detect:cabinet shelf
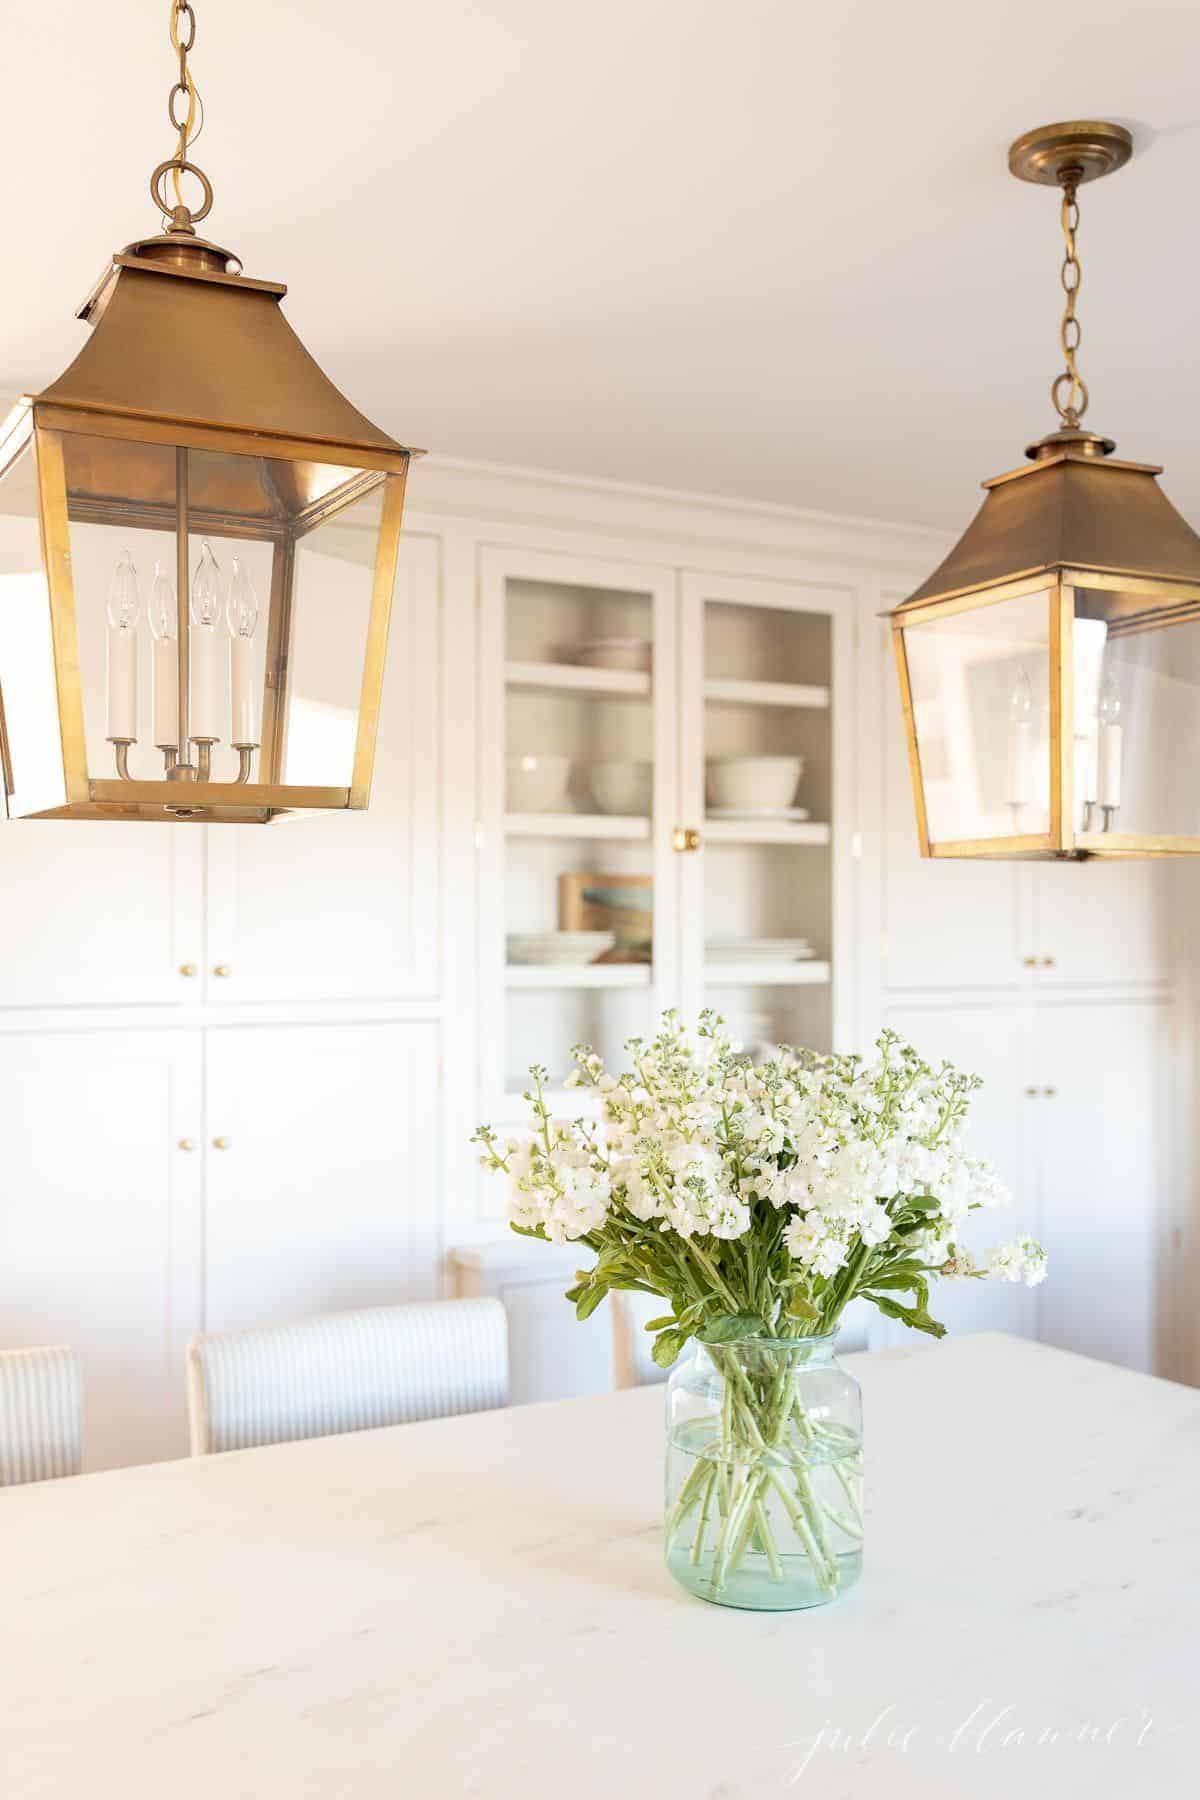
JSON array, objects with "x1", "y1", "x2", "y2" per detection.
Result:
[
  {"x1": 506, "y1": 963, "x2": 653, "y2": 990},
  {"x1": 704, "y1": 677, "x2": 830, "y2": 710},
  {"x1": 704, "y1": 959, "x2": 831, "y2": 988},
  {"x1": 505, "y1": 812, "x2": 651, "y2": 841},
  {"x1": 505, "y1": 659, "x2": 651, "y2": 699},
  {"x1": 703, "y1": 818, "x2": 831, "y2": 847}
]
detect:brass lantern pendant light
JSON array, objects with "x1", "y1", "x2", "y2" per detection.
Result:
[
  {"x1": 890, "y1": 120, "x2": 1200, "y2": 861},
  {"x1": 0, "y1": 1, "x2": 420, "y2": 823}
]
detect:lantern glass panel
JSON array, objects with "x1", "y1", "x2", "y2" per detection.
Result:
[
  {"x1": 55, "y1": 431, "x2": 391, "y2": 800},
  {"x1": 1073, "y1": 585, "x2": 1200, "y2": 839},
  {"x1": 903, "y1": 587, "x2": 1053, "y2": 845},
  {"x1": 281, "y1": 481, "x2": 383, "y2": 790},
  {"x1": 0, "y1": 438, "x2": 63, "y2": 817}
]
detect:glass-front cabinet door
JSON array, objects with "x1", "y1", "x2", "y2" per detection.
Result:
[
  {"x1": 479, "y1": 548, "x2": 677, "y2": 1115},
  {"x1": 677, "y1": 572, "x2": 848, "y2": 1058}
]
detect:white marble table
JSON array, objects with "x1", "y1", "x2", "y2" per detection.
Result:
[{"x1": 1, "y1": 1333, "x2": 1197, "y2": 1798}]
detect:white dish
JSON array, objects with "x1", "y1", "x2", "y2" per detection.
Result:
[
  {"x1": 706, "y1": 806, "x2": 811, "y2": 822},
  {"x1": 705, "y1": 939, "x2": 816, "y2": 963},
  {"x1": 588, "y1": 761, "x2": 653, "y2": 815},
  {"x1": 569, "y1": 638, "x2": 652, "y2": 674},
  {"x1": 706, "y1": 755, "x2": 804, "y2": 812},
  {"x1": 506, "y1": 931, "x2": 616, "y2": 966},
  {"x1": 507, "y1": 754, "x2": 571, "y2": 813}
]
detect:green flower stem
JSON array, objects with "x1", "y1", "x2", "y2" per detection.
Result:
[
  {"x1": 690, "y1": 1466, "x2": 719, "y2": 1565},
  {"x1": 764, "y1": 1471, "x2": 837, "y2": 1598},
  {"x1": 753, "y1": 1498, "x2": 784, "y2": 1581}
]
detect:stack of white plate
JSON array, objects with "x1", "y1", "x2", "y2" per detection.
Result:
[
  {"x1": 507, "y1": 931, "x2": 616, "y2": 966},
  {"x1": 705, "y1": 938, "x2": 815, "y2": 963},
  {"x1": 567, "y1": 638, "x2": 652, "y2": 674}
]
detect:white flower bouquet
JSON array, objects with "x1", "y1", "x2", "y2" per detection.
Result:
[{"x1": 474, "y1": 1012, "x2": 1046, "y2": 1608}]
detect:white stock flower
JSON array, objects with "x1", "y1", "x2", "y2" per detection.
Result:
[{"x1": 985, "y1": 1236, "x2": 1048, "y2": 1287}]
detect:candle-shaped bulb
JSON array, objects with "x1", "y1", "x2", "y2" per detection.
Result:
[
  {"x1": 148, "y1": 562, "x2": 176, "y2": 639},
  {"x1": 1096, "y1": 670, "x2": 1123, "y2": 813},
  {"x1": 1009, "y1": 667, "x2": 1033, "y2": 723},
  {"x1": 191, "y1": 540, "x2": 223, "y2": 628},
  {"x1": 189, "y1": 540, "x2": 224, "y2": 743},
  {"x1": 1098, "y1": 672, "x2": 1121, "y2": 729},
  {"x1": 105, "y1": 550, "x2": 140, "y2": 744},
  {"x1": 227, "y1": 557, "x2": 258, "y2": 639},
  {"x1": 227, "y1": 556, "x2": 260, "y2": 750},
  {"x1": 107, "y1": 550, "x2": 140, "y2": 631}
]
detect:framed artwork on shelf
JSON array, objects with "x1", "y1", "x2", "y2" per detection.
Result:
[{"x1": 558, "y1": 872, "x2": 653, "y2": 963}]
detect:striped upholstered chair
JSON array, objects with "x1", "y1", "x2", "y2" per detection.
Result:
[
  {"x1": 0, "y1": 1344, "x2": 84, "y2": 1485},
  {"x1": 611, "y1": 1290, "x2": 673, "y2": 1389},
  {"x1": 187, "y1": 1298, "x2": 509, "y2": 1456}
]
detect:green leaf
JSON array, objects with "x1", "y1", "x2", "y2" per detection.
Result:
[
  {"x1": 866, "y1": 1292, "x2": 946, "y2": 1339},
  {"x1": 563, "y1": 1281, "x2": 588, "y2": 1304},
  {"x1": 642, "y1": 1315, "x2": 676, "y2": 1332},
  {"x1": 905, "y1": 1194, "x2": 941, "y2": 1213},
  {"x1": 786, "y1": 1290, "x2": 821, "y2": 1320},
  {"x1": 575, "y1": 1282, "x2": 610, "y2": 1322},
  {"x1": 699, "y1": 1312, "x2": 762, "y2": 1344},
  {"x1": 866, "y1": 1266, "x2": 930, "y2": 1308},
  {"x1": 651, "y1": 1327, "x2": 689, "y2": 1368}
]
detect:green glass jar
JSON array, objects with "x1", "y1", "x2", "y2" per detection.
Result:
[{"x1": 664, "y1": 1332, "x2": 863, "y2": 1611}]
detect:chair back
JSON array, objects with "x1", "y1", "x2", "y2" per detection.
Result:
[
  {"x1": 187, "y1": 1298, "x2": 508, "y2": 1456},
  {"x1": 612, "y1": 1291, "x2": 672, "y2": 1388},
  {"x1": 0, "y1": 1344, "x2": 83, "y2": 1485}
]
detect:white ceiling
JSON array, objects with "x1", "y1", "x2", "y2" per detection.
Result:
[{"x1": 3, "y1": 0, "x2": 1200, "y2": 530}]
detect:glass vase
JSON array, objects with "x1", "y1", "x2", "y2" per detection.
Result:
[{"x1": 664, "y1": 1332, "x2": 863, "y2": 1611}]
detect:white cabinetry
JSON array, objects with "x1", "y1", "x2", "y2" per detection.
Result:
[
  {"x1": 876, "y1": 613, "x2": 1176, "y2": 1373},
  {"x1": 479, "y1": 550, "x2": 852, "y2": 1118},
  {"x1": 203, "y1": 1021, "x2": 441, "y2": 1333},
  {"x1": 0, "y1": 828, "x2": 203, "y2": 1009},
  {"x1": 0, "y1": 534, "x2": 445, "y2": 1470},
  {"x1": 1032, "y1": 999, "x2": 1167, "y2": 1373},
  {"x1": 203, "y1": 537, "x2": 442, "y2": 1007},
  {"x1": 0, "y1": 1029, "x2": 203, "y2": 1471}
]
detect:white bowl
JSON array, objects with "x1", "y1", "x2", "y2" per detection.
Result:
[
  {"x1": 706, "y1": 754, "x2": 804, "y2": 813},
  {"x1": 588, "y1": 761, "x2": 653, "y2": 816},
  {"x1": 507, "y1": 754, "x2": 571, "y2": 813},
  {"x1": 506, "y1": 931, "x2": 616, "y2": 966},
  {"x1": 570, "y1": 638, "x2": 653, "y2": 674}
]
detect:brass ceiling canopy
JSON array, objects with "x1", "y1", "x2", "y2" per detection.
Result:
[
  {"x1": 889, "y1": 121, "x2": 1200, "y2": 862},
  {"x1": 0, "y1": 1, "x2": 422, "y2": 824}
]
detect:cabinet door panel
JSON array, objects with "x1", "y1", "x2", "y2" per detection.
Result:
[
  {"x1": 882, "y1": 634, "x2": 1024, "y2": 992},
  {"x1": 0, "y1": 1030, "x2": 203, "y2": 1470},
  {"x1": 884, "y1": 1002, "x2": 1037, "y2": 1340},
  {"x1": 1032, "y1": 862, "x2": 1168, "y2": 988},
  {"x1": 203, "y1": 1021, "x2": 440, "y2": 1333},
  {"x1": 205, "y1": 536, "x2": 440, "y2": 1005},
  {"x1": 1034, "y1": 1001, "x2": 1165, "y2": 1372},
  {"x1": 0, "y1": 827, "x2": 201, "y2": 1009}
]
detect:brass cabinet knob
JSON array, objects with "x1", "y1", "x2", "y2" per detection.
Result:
[
  {"x1": 1022, "y1": 955, "x2": 1038, "y2": 968},
  {"x1": 177, "y1": 1138, "x2": 195, "y2": 1152},
  {"x1": 212, "y1": 1136, "x2": 231, "y2": 1150},
  {"x1": 212, "y1": 963, "x2": 232, "y2": 978},
  {"x1": 1024, "y1": 1086, "x2": 1039, "y2": 1097},
  {"x1": 1039, "y1": 956, "x2": 1056, "y2": 968},
  {"x1": 179, "y1": 962, "x2": 197, "y2": 978},
  {"x1": 1042, "y1": 1086, "x2": 1058, "y2": 1098},
  {"x1": 671, "y1": 827, "x2": 702, "y2": 853}
]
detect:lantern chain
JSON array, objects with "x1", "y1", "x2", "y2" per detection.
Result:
[
  {"x1": 150, "y1": 1, "x2": 214, "y2": 234},
  {"x1": 1052, "y1": 168, "x2": 1087, "y2": 427}
]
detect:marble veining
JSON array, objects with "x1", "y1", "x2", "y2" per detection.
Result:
[{"x1": 0, "y1": 1333, "x2": 1196, "y2": 1798}]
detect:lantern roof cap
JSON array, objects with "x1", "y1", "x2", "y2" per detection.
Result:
[
  {"x1": 34, "y1": 234, "x2": 422, "y2": 468},
  {"x1": 894, "y1": 436, "x2": 1200, "y2": 612}
]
